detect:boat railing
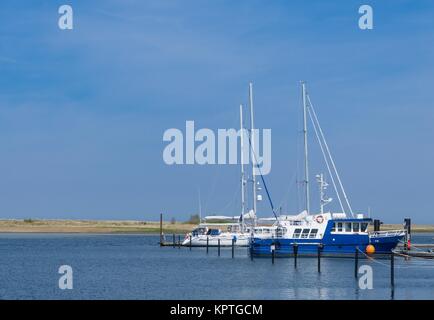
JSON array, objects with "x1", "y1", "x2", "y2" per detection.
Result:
[{"x1": 369, "y1": 230, "x2": 405, "y2": 238}]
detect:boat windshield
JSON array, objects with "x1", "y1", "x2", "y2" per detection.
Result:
[
  {"x1": 192, "y1": 227, "x2": 207, "y2": 236},
  {"x1": 207, "y1": 229, "x2": 221, "y2": 236}
]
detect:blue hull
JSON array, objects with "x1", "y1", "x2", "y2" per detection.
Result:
[{"x1": 250, "y1": 235, "x2": 404, "y2": 257}]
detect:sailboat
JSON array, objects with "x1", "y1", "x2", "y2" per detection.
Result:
[
  {"x1": 182, "y1": 83, "x2": 259, "y2": 247},
  {"x1": 250, "y1": 82, "x2": 405, "y2": 257}
]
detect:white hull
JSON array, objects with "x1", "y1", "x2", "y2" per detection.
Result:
[{"x1": 182, "y1": 233, "x2": 250, "y2": 247}]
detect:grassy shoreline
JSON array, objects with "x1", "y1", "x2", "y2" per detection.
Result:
[
  {"x1": 0, "y1": 219, "x2": 196, "y2": 234},
  {"x1": 0, "y1": 219, "x2": 434, "y2": 234}
]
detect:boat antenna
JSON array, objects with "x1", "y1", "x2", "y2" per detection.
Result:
[
  {"x1": 301, "y1": 81, "x2": 310, "y2": 214},
  {"x1": 239, "y1": 104, "x2": 246, "y2": 230},
  {"x1": 198, "y1": 187, "x2": 202, "y2": 223},
  {"x1": 316, "y1": 173, "x2": 332, "y2": 214},
  {"x1": 249, "y1": 82, "x2": 257, "y2": 226}
]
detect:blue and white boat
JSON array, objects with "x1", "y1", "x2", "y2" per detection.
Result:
[
  {"x1": 250, "y1": 211, "x2": 405, "y2": 257},
  {"x1": 250, "y1": 82, "x2": 405, "y2": 257}
]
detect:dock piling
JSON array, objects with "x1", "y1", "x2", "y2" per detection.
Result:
[
  {"x1": 355, "y1": 247, "x2": 359, "y2": 278},
  {"x1": 172, "y1": 234, "x2": 175, "y2": 248},
  {"x1": 159, "y1": 213, "x2": 163, "y2": 246},
  {"x1": 250, "y1": 244, "x2": 253, "y2": 261},
  {"x1": 231, "y1": 238, "x2": 235, "y2": 258},
  {"x1": 404, "y1": 218, "x2": 411, "y2": 250},
  {"x1": 293, "y1": 244, "x2": 298, "y2": 269},
  {"x1": 218, "y1": 239, "x2": 221, "y2": 256},
  {"x1": 391, "y1": 252, "x2": 395, "y2": 288},
  {"x1": 206, "y1": 237, "x2": 209, "y2": 254},
  {"x1": 317, "y1": 244, "x2": 322, "y2": 273},
  {"x1": 189, "y1": 235, "x2": 192, "y2": 250},
  {"x1": 178, "y1": 235, "x2": 181, "y2": 248}
]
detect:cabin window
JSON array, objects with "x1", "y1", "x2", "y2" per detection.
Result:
[
  {"x1": 293, "y1": 228, "x2": 302, "y2": 238},
  {"x1": 353, "y1": 223, "x2": 360, "y2": 232},
  {"x1": 345, "y1": 222, "x2": 352, "y2": 232},
  {"x1": 276, "y1": 227, "x2": 287, "y2": 237},
  {"x1": 331, "y1": 223, "x2": 336, "y2": 232},
  {"x1": 361, "y1": 223, "x2": 368, "y2": 232},
  {"x1": 309, "y1": 229, "x2": 318, "y2": 239},
  {"x1": 301, "y1": 229, "x2": 310, "y2": 239},
  {"x1": 337, "y1": 223, "x2": 343, "y2": 232}
]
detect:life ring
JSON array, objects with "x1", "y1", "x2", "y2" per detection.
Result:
[{"x1": 315, "y1": 215, "x2": 324, "y2": 224}]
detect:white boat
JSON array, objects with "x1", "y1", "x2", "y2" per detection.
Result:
[
  {"x1": 182, "y1": 223, "x2": 250, "y2": 246},
  {"x1": 183, "y1": 83, "x2": 260, "y2": 247}
]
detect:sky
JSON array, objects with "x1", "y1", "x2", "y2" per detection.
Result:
[{"x1": 0, "y1": 0, "x2": 433, "y2": 223}]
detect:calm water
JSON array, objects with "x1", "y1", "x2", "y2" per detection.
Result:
[{"x1": 1, "y1": 233, "x2": 434, "y2": 300}]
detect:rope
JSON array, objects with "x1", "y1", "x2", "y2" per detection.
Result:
[
  {"x1": 307, "y1": 94, "x2": 354, "y2": 217},
  {"x1": 307, "y1": 105, "x2": 345, "y2": 214},
  {"x1": 246, "y1": 132, "x2": 279, "y2": 221},
  {"x1": 356, "y1": 247, "x2": 434, "y2": 269}
]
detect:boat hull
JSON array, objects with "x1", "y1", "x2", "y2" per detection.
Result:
[
  {"x1": 182, "y1": 234, "x2": 250, "y2": 247},
  {"x1": 250, "y1": 234, "x2": 404, "y2": 257}
]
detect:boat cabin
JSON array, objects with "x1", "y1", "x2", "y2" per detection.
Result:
[{"x1": 191, "y1": 227, "x2": 207, "y2": 236}]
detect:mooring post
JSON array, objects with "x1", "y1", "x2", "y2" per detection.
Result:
[
  {"x1": 391, "y1": 252, "x2": 395, "y2": 288},
  {"x1": 317, "y1": 244, "x2": 322, "y2": 273},
  {"x1": 231, "y1": 238, "x2": 235, "y2": 258},
  {"x1": 355, "y1": 247, "x2": 359, "y2": 278},
  {"x1": 250, "y1": 242, "x2": 254, "y2": 261},
  {"x1": 293, "y1": 244, "x2": 298, "y2": 269},
  {"x1": 218, "y1": 239, "x2": 221, "y2": 256},
  {"x1": 206, "y1": 237, "x2": 209, "y2": 254},
  {"x1": 178, "y1": 235, "x2": 181, "y2": 248},
  {"x1": 159, "y1": 213, "x2": 163, "y2": 246},
  {"x1": 404, "y1": 218, "x2": 411, "y2": 250},
  {"x1": 189, "y1": 235, "x2": 192, "y2": 250},
  {"x1": 272, "y1": 248, "x2": 275, "y2": 264}
]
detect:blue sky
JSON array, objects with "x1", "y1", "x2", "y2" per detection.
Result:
[{"x1": 0, "y1": 1, "x2": 433, "y2": 223}]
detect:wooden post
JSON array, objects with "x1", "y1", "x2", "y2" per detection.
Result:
[
  {"x1": 272, "y1": 249, "x2": 275, "y2": 264},
  {"x1": 189, "y1": 235, "x2": 192, "y2": 250},
  {"x1": 159, "y1": 213, "x2": 163, "y2": 246},
  {"x1": 206, "y1": 237, "x2": 209, "y2": 254},
  {"x1": 293, "y1": 244, "x2": 298, "y2": 269},
  {"x1": 178, "y1": 235, "x2": 181, "y2": 248},
  {"x1": 218, "y1": 239, "x2": 221, "y2": 256},
  {"x1": 355, "y1": 247, "x2": 359, "y2": 278},
  {"x1": 250, "y1": 244, "x2": 254, "y2": 261},
  {"x1": 391, "y1": 252, "x2": 395, "y2": 288},
  {"x1": 231, "y1": 238, "x2": 235, "y2": 258},
  {"x1": 404, "y1": 218, "x2": 411, "y2": 250},
  {"x1": 317, "y1": 244, "x2": 322, "y2": 273}
]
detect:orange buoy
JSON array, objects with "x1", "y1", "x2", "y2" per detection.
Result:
[{"x1": 366, "y1": 244, "x2": 375, "y2": 255}]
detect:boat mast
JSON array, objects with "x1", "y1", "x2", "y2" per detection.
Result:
[
  {"x1": 239, "y1": 104, "x2": 246, "y2": 229},
  {"x1": 301, "y1": 81, "x2": 310, "y2": 214},
  {"x1": 198, "y1": 188, "x2": 202, "y2": 223},
  {"x1": 249, "y1": 82, "x2": 257, "y2": 224}
]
